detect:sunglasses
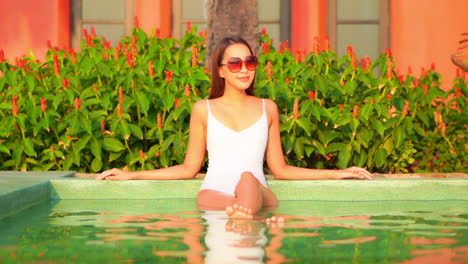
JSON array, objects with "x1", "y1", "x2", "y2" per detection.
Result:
[{"x1": 219, "y1": 55, "x2": 258, "y2": 73}]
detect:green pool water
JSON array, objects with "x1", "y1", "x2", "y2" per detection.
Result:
[{"x1": 1, "y1": 199, "x2": 467, "y2": 263}]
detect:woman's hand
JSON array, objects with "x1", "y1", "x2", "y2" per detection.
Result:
[
  {"x1": 340, "y1": 166, "x2": 372, "y2": 180},
  {"x1": 97, "y1": 168, "x2": 135, "y2": 180}
]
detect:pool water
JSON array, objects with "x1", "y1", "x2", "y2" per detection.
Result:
[{"x1": 0, "y1": 199, "x2": 467, "y2": 263}]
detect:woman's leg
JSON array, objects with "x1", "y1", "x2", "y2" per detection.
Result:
[
  {"x1": 233, "y1": 171, "x2": 278, "y2": 214},
  {"x1": 197, "y1": 171, "x2": 279, "y2": 217}
]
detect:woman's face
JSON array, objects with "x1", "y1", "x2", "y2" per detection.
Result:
[{"x1": 218, "y1": 43, "x2": 256, "y2": 92}]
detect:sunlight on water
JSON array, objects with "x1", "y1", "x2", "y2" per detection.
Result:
[{"x1": 0, "y1": 200, "x2": 467, "y2": 263}]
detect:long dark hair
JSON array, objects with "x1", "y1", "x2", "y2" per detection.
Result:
[{"x1": 209, "y1": 36, "x2": 256, "y2": 99}]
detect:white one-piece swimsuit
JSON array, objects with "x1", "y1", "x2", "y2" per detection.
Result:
[{"x1": 199, "y1": 99, "x2": 269, "y2": 196}]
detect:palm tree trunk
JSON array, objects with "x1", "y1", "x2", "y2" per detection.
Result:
[{"x1": 206, "y1": 0, "x2": 259, "y2": 67}]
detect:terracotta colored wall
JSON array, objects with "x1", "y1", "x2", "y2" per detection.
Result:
[
  {"x1": 0, "y1": 0, "x2": 69, "y2": 61},
  {"x1": 135, "y1": 0, "x2": 171, "y2": 38},
  {"x1": 291, "y1": 0, "x2": 327, "y2": 52},
  {"x1": 391, "y1": 0, "x2": 468, "y2": 89}
]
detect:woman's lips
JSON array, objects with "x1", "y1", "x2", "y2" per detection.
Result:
[{"x1": 237, "y1": 76, "x2": 250, "y2": 82}]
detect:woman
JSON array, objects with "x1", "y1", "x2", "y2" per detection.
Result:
[{"x1": 98, "y1": 36, "x2": 372, "y2": 219}]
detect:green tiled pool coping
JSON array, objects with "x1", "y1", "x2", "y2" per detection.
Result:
[{"x1": 1, "y1": 171, "x2": 468, "y2": 220}]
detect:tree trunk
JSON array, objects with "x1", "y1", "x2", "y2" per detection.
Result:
[{"x1": 206, "y1": 0, "x2": 259, "y2": 67}]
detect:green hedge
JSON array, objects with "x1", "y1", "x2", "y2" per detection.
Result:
[{"x1": 0, "y1": 27, "x2": 466, "y2": 173}]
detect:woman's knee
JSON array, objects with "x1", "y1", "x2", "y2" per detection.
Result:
[{"x1": 240, "y1": 171, "x2": 259, "y2": 184}]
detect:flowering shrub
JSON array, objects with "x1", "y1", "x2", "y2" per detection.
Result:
[{"x1": 0, "y1": 26, "x2": 466, "y2": 173}]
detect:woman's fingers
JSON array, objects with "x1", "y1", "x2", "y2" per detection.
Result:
[{"x1": 96, "y1": 168, "x2": 119, "y2": 180}]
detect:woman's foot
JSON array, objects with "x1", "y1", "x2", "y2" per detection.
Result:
[{"x1": 226, "y1": 204, "x2": 253, "y2": 219}]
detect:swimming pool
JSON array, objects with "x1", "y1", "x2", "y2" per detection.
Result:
[{"x1": 0, "y1": 172, "x2": 467, "y2": 263}]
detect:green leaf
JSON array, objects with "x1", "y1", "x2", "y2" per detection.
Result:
[
  {"x1": 136, "y1": 91, "x2": 150, "y2": 115},
  {"x1": 360, "y1": 103, "x2": 373, "y2": 120},
  {"x1": 327, "y1": 142, "x2": 346, "y2": 153},
  {"x1": 375, "y1": 148, "x2": 387, "y2": 167},
  {"x1": 393, "y1": 126, "x2": 405, "y2": 148},
  {"x1": 0, "y1": 144, "x2": 11, "y2": 155},
  {"x1": 294, "y1": 138, "x2": 305, "y2": 159},
  {"x1": 372, "y1": 120, "x2": 385, "y2": 137},
  {"x1": 23, "y1": 138, "x2": 37, "y2": 157},
  {"x1": 129, "y1": 124, "x2": 144, "y2": 139},
  {"x1": 109, "y1": 152, "x2": 123, "y2": 162},
  {"x1": 296, "y1": 117, "x2": 312, "y2": 136},
  {"x1": 103, "y1": 138, "x2": 125, "y2": 152},
  {"x1": 90, "y1": 137, "x2": 102, "y2": 160},
  {"x1": 80, "y1": 57, "x2": 94, "y2": 74},
  {"x1": 335, "y1": 115, "x2": 352, "y2": 126},
  {"x1": 76, "y1": 135, "x2": 91, "y2": 152},
  {"x1": 337, "y1": 145, "x2": 351, "y2": 169},
  {"x1": 91, "y1": 157, "x2": 103, "y2": 172}
]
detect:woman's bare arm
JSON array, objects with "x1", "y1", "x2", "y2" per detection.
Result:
[
  {"x1": 264, "y1": 99, "x2": 372, "y2": 180},
  {"x1": 97, "y1": 100, "x2": 207, "y2": 180}
]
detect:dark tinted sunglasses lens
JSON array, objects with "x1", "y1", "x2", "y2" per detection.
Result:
[
  {"x1": 245, "y1": 56, "x2": 258, "y2": 70},
  {"x1": 227, "y1": 57, "x2": 242, "y2": 72}
]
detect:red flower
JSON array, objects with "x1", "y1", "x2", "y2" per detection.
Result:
[
  {"x1": 90, "y1": 26, "x2": 96, "y2": 38},
  {"x1": 361, "y1": 56, "x2": 371, "y2": 71},
  {"x1": 431, "y1": 62, "x2": 436, "y2": 71},
  {"x1": 184, "y1": 84, "x2": 192, "y2": 97},
  {"x1": 308, "y1": 91, "x2": 316, "y2": 100},
  {"x1": 157, "y1": 113, "x2": 163, "y2": 129},
  {"x1": 93, "y1": 83, "x2": 98, "y2": 93},
  {"x1": 53, "y1": 55, "x2": 60, "y2": 76},
  {"x1": 402, "y1": 100, "x2": 410, "y2": 116},
  {"x1": 155, "y1": 28, "x2": 161, "y2": 38},
  {"x1": 285, "y1": 77, "x2": 290, "y2": 83},
  {"x1": 74, "y1": 97, "x2": 81, "y2": 111},
  {"x1": 262, "y1": 42, "x2": 269, "y2": 54},
  {"x1": 313, "y1": 36, "x2": 320, "y2": 54},
  {"x1": 174, "y1": 98, "x2": 180, "y2": 109},
  {"x1": 261, "y1": 27, "x2": 267, "y2": 36},
  {"x1": 339, "y1": 104, "x2": 344, "y2": 111},
  {"x1": 423, "y1": 85, "x2": 429, "y2": 95},
  {"x1": 353, "y1": 105, "x2": 359, "y2": 118},
  {"x1": 70, "y1": 48, "x2": 77, "y2": 64},
  {"x1": 119, "y1": 87, "x2": 124, "y2": 104},
  {"x1": 387, "y1": 93, "x2": 393, "y2": 100},
  {"x1": 100, "y1": 120, "x2": 106, "y2": 134},
  {"x1": 148, "y1": 61, "x2": 155, "y2": 78},
  {"x1": 139, "y1": 149, "x2": 146, "y2": 159},
  {"x1": 266, "y1": 61, "x2": 273, "y2": 79},
  {"x1": 185, "y1": 21, "x2": 192, "y2": 32},
  {"x1": 62, "y1": 78, "x2": 70, "y2": 89},
  {"x1": 117, "y1": 103, "x2": 123, "y2": 117},
  {"x1": 347, "y1": 46, "x2": 357, "y2": 69},
  {"x1": 165, "y1": 70, "x2": 173, "y2": 82},
  {"x1": 198, "y1": 29, "x2": 206, "y2": 44},
  {"x1": 386, "y1": 58, "x2": 393, "y2": 79},
  {"x1": 134, "y1": 16, "x2": 140, "y2": 28},
  {"x1": 191, "y1": 45, "x2": 198, "y2": 67},
  {"x1": 284, "y1": 40, "x2": 290, "y2": 52},
  {"x1": 385, "y1": 48, "x2": 392, "y2": 57},
  {"x1": 324, "y1": 36, "x2": 330, "y2": 52},
  {"x1": 126, "y1": 53, "x2": 135, "y2": 67},
  {"x1": 0, "y1": 49, "x2": 4, "y2": 62},
  {"x1": 278, "y1": 42, "x2": 284, "y2": 54},
  {"x1": 12, "y1": 95, "x2": 19, "y2": 116},
  {"x1": 293, "y1": 98, "x2": 300, "y2": 120}
]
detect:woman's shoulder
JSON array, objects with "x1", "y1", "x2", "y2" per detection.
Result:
[
  {"x1": 262, "y1": 98, "x2": 279, "y2": 112},
  {"x1": 192, "y1": 100, "x2": 208, "y2": 115}
]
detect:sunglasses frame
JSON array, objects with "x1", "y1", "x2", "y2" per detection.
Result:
[{"x1": 219, "y1": 55, "x2": 258, "y2": 73}]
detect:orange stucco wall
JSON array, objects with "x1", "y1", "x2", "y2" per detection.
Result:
[
  {"x1": 135, "y1": 0, "x2": 171, "y2": 38},
  {"x1": 391, "y1": 0, "x2": 468, "y2": 89},
  {"x1": 0, "y1": 0, "x2": 69, "y2": 61},
  {"x1": 291, "y1": 0, "x2": 327, "y2": 52}
]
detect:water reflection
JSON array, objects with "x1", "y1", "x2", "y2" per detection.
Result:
[{"x1": 0, "y1": 200, "x2": 467, "y2": 263}]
